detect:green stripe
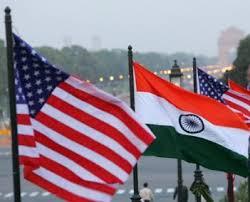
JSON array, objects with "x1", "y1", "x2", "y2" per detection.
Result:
[{"x1": 145, "y1": 124, "x2": 249, "y2": 177}]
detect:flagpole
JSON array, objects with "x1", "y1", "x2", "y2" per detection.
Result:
[
  {"x1": 128, "y1": 45, "x2": 141, "y2": 202},
  {"x1": 224, "y1": 73, "x2": 235, "y2": 202},
  {"x1": 193, "y1": 57, "x2": 202, "y2": 202},
  {"x1": 5, "y1": 7, "x2": 22, "y2": 202}
]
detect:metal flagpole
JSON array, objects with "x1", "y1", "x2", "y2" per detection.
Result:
[
  {"x1": 192, "y1": 57, "x2": 202, "y2": 202},
  {"x1": 227, "y1": 173, "x2": 234, "y2": 202},
  {"x1": 128, "y1": 45, "x2": 141, "y2": 202},
  {"x1": 5, "y1": 7, "x2": 22, "y2": 202}
]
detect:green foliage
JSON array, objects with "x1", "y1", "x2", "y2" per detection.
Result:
[
  {"x1": 0, "y1": 38, "x2": 216, "y2": 115},
  {"x1": 224, "y1": 35, "x2": 250, "y2": 86},
  {"x1": 219, "y1": 181, "x2": 248, "y2": 202}
]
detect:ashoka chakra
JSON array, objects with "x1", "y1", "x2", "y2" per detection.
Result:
[{"x1": 179, "y1": 114, "x2": 204, "y2": 134}]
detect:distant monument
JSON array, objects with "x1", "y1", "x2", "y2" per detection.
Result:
[
  {"x1": 91, "y1": 35, "x2": 102, "y2": 51},
  {"x1": 218, "y1": 27, "x2": 244, "y2": 65}
]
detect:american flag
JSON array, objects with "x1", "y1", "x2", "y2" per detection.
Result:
[
  {"x1": 14, "y1": 34, "x2": 155, "y2": 201},
  {"x1": 197, "y1": 68, "x2": 250, "y2": 128}
]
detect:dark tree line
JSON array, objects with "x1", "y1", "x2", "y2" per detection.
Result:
[{"x1": 0, "y1": 38, "x2": 217, "y2": 114}]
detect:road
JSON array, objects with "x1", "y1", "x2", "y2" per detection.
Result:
[{"x1": 0, "y1": 148, "x2": 245, "y2": 202}]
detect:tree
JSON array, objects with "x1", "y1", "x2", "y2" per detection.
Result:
[
  {"x1": 224, "y1": 35, "x2": 250, "y2": 86},
  {"x1": 219, "y1": 181, "x2": 248, "y2": 202}
]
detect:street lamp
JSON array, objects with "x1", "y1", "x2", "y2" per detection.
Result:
[
  {"x1": 169, "y1": 60, "x2": 183, "y2": 86},
  {"x1": 169, "y1": 60, "x2": 184, "y2": 202}
]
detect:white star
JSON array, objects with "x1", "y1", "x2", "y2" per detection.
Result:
[
  {"x1": 34, "y1": 71, "x2": 40, "y2": 76},
  {"x1": 24, "y1": 74, "x2": 30, "y2": 80},
  {"x1": 22, "y1": 65, "x2": 28, "y2": 71},
  {"x1": 28, "y1": 101, "x2": 34, "y2": 106},
  {"x1": 22, "y1": 95, "x2": 25, "y2": 100},
  {"x1": 39, "y1": 98, "x2": 45, "y2": 103},
  {"x1": 18, "y1": 87, "x2": 22, "y2": 93},
  {"x1": 31, "y1": 49, "x2": 37, "y2": 55},
  {"x1": 21, "y1": 57, "x2": 27, "y2": 62},
  {"x1": 45, "y1": 77, "x2": 51, "y2": 82},
  {"x1": 30, "y1": 110, "x2": 35, "y2": 115},
  {"x1": 15, "y1": 79, "x2": 18, "y2": 85},
  {"x1": 41, "y1": 57, "x2": 46, "y2": 62},
  {"x1": 56, "y1": 77, "x2": 62, "y2": 81},
  {"x1": 37, "y1": 89, "x2": 43, "y2": 94},
  {"x1": 25, "y1": 83, "x2": 31, "y2": 89},
  {"x1": 27, "y1": 92, "x2": 33, "y2": 98},
  {"x1": 20, "y1": 42, "x2": 26, "y2": 47},
  {"x1": 45, "y1": 70, "x2": 50, "y2": 74},
  {"x1": 35, "y1": 80, "x2": 41, "y2": 85},
  {"x1": 33, "y1": 63, "x2": 39, "y2": 68},
  {"x1": 21, "y1": 50, "x2": 27, "y2": 54},
  {"x1": 16, "y1": 95, "x2": 20, "y2": 100},
  {"x1": 47, "y1": 85, "x2": 53, "y2": 91}
]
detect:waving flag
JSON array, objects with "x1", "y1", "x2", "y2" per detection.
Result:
[
  {"x1": 229, "y1": 80, "x2": 250, "y2": 96},
  {"x1": 197, "y1": 68, "x2": 250, "y2": 128},
  {"x1": 14, "y1": 34, "x2": 155, "y2": 202},
  {"x1": 133, "y1": 62, "x2": 250, "y2": 176}
]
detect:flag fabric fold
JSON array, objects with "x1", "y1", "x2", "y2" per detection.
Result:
[
  {"x1": 133, "y1": 61, "x2": 250, "y2": 177},
  {"x1": 14, "y1": 34, "x2": 155, "y2": 202},
  {"x1": 197, "y1": 68, "x2": 250, "y2": 128}
]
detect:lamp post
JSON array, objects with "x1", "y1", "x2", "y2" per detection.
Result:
[{"x1": 169, "y1": 60, "x2": 183, "y2": 202}]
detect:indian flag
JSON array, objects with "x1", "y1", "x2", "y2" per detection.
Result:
[{"x1": 134, "y1": 62, "x2": 250, "y2": 177}]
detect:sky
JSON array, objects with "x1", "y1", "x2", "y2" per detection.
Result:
[{"x1": 0, "y1": 0, "x2": 250, "y2": 56}]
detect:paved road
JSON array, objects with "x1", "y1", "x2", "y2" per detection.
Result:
[{"x1": 0, "y1": 148, "x2": 245, "y2": 202}]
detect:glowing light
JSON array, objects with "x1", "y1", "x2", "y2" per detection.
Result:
[
  {"x1": 109, "y1": 76, "x2": 114, "y2": 81},
  {"x1": 99, "y1": 77, "x2": 104, "y2": 82},
  {"x1": 154, "y1": 71, "x2": 158, "y2": 75},
  {"x1": 119, "y1": 75, "x2": 124, "y2": 79},
  {"x1": 187, "y1": 74, "x2": 192, "y2": 79},
  {"x1": 86, "y1": 80, "x2": 90, "y2": 83}
]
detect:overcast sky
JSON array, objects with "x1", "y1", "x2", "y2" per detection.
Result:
[{"x1": 0, "y1": 0, "x2": 249, "y2": 56}]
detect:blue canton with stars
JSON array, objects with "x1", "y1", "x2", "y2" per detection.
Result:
[
  {"x1": 14, "y1": 34, "x2": 69, "y2": 117},
  {"x1": 197, "y1": 68, "x2": 229, "y2": 103}
]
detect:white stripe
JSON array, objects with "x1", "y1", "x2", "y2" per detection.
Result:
[
  {"x1": 53, "y1": 87, "x2": 147, "y2": 152},
  {"x1": 19, "y1": 145, "x2": 39, "y2": 158},
  {"x1": 228, "y1": 89, "x2": 250, "y2": 101},
  {"x1": 17, "y1": 124, "x2": 34, "y2": 135},
  {"x1": 41, "y1": 103, "x2": 136, "y2": 167},
  {"x1": 135, "y1": 92, "x2": 249, "y2": 157},
  {"x1": 33, "y1": 167, "x2": 112, "y2": 202},
  {"x1": 16, "y1": 104, "x2": 29, "y2": 114},
  {"x1": 65, "y1": 77, "x2": 154, "y2": 137},
  {"x1": 223, "y1": 94, "x2": 250, "y2": 111},
  {"x1": 228, "y1": 106, "x2": 250, "y2": 120},
  {"x1": 36, "y1": 143, "x2": 104, "y2": 183},
  {"x1": 31, "y1": 119, "x2": 128, "y2": 182}
]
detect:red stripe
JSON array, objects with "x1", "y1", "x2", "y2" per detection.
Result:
[
  {"x1": 226, "y1": 91, "x2": 250, "y2": 105},
  {"x1": 134, "y1": 62, "x2": 249, "y2": 130},
  {"x1": 225, "y1": 99, "x2": 250, "y2": 117},
  {"x1": 59, "y1": 82, "x2": 154, "y2": 145},
  {"x1": 18, "y1": 135, "x2": 36, "y2": 147},
  {"x1": 47, "y1": 94, "x2": 141, "y2": 158},
  {"x1": 39, "y1": 155, "x2": 116, "y2": 195},
  {"x1": 24, "y1": 167, "x2": 95, "y2": 202},
  {"x1": 17, "y1": 114, "x2": 31, "y2": 125},
  {"x1": 36, "y1": 111, "x2": 132, "y2": 174},
  {"x1": 34, "y1": 130, "x2": 122, "y2": 184},
  {"x1": 19, "y1": 156, "x2": 39, "y2": 168}
]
